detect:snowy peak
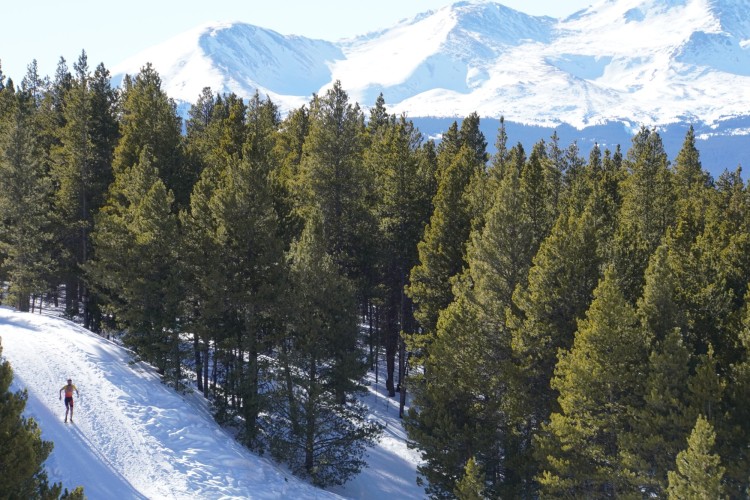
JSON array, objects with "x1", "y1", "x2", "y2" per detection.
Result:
[
  {"x1": 113, "y1": 21, "x2": 342, "y2": 112},
  {"x1": 331, "y1": 2, "x2": 554, "y2": 106},
  {"x1": 711, "y1": 0, "x2": 750, "y2": 38},
  {"x1": 197, "y1": 23, "x2": 342, "y2": 95},
  {"x1": 428, "y1": 1, "x2": 555, "y2": 46},
  {"x1": 113, "y1": 0, "x2": 750, "y2": 130}
]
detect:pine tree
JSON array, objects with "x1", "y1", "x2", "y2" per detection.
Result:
[
  {"x1": 366, "y1": 109, "x2": 432, "y2": 397},
  {"x1": 512, "y1": 203, "x2": 603, "y2": 422},
  {"x1": 180, "y1": 89, "x2": 249, "y2": 397},
  {"x1": 87, "y1": 149, "x2": 182, "y2": 384},
  {"x1": 435, "y1": 120, "x2": 460, "y2": 181},
  {"x1": 184, "y1": 87, "x2": 216, "y2": 156},
  {"x1": 179, "y1": 162, "x2": 222, "y2": 396},
  {"x1": 454, "y1": 457, "x2": 486, "y2": 500},
  {"x1": 682, "y1": 167, "x2": 750, "y2": 366},
  {"x1": 407, "y1": 144, "x2": 481, "y2": 337},
  {"x1": 49, "y1": 51, "x2": 117, "y2": 324},
  {"x1": 267, "y1": 214, "x2": 380, "y2": 486},
  {"x1": 673, "y1": 125, "x2": 711, "y2": 196},
  {"x1": 618, "y1": 244, "x2": 693, "y2": 495},
  {"x1": 667, "y1": 415, "x2": 726, "y2": 499},
  {"x1": 723, "y1": 295, "x2": 750, "y2": 495},
  {"x1": 20, "y1": 60, "x2": 48, "y2": 107},
  {"x1": 181, "y1": 91, "x2": 285, "y2": 418},
  {"x1": 0, "y1": 87, "x2": 56, "y2": 311},
  {"x1": 244, "y1": 91, "x2": 280, "y2": 165},
  {"x1": 613, "y1": 127, "x2": 675, "y2": 302},
  {"x1": 637, "y1": 243, "x2": 686, "y2": 341},
  {"x1": 405, "y1": 141, "x2": 557, "y2": 498},
  {"x1": 670, "y1": 126, "x2": 711, "y2": 252},
  {"x1": 406, "y1": 290, "x2": 497, "y2": 499},
  {"x1": 297, "y1": 81, "x2": 373, "y2": 282},
  {"x1": 207, "y1": 154, "x2": 285, "y2": 443},
  {"x1": 620, "y1": 328, "x2": 693, "y2": 496},
  {"x1": 458, "y1": 112, "x2": 488, "y2": 168},
  {"x1": 272, "y1": 104, "x2": 310, "y2": 245},
  {"x1": 509, "y1": 204, "x2": 603, "y2": 495},
  {"x1": 688, "y1": 345, "x2": 724, "y2": 425},
  {"x1": 537, "y1": 268, "x2": 650, "y2": 497},
  {"x1": 114, "y1": 64, "x2": 188, "y2": 207}
]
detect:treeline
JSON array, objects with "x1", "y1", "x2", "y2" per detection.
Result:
[
  {"x1": 0, "y1": 53, "x2": 432, "y2": 486},
  {"x1": 403, "y1": 119, "x2": 750, "y2": 497},
  {"x1": 1, "y1": 49, "x2": 749, "y2": 498}
]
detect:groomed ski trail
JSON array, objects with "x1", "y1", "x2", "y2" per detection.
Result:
[{"x1": 0, "y1": 307, "x2": 341, "y2": 499}]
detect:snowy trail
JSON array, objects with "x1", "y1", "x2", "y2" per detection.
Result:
[
  {"x1": 329, "y1": 373, "x2": 425, "y2": 500},
  {"x1": 0, "y1": 307, "x2": 341, "y2": 499}
]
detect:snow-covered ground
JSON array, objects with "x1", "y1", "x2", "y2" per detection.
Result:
[{"x1": 0, "y1": 306, "x2": 425, "y2": 499}]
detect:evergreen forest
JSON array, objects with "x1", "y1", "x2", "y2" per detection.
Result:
[{"x1": 1, "y1": 53, "x2": 750, "y2": 498}]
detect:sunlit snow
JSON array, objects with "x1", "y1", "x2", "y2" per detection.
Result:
[
  {"x1": 112, "y1": 0, "x2": 750, "y2": 130},
  {"x1": 1, "y1": 307, "x2": 424, "y2": 499}
]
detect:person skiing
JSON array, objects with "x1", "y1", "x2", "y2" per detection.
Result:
[{"x1": 59, "y1": 378, "x2": 79, "y2": 423}]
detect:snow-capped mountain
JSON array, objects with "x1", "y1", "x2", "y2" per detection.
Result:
[{"x1": 112, "y1": 0, "x2": 750, "y2": 173}]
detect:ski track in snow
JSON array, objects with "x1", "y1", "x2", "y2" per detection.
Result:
[
  {"x1": 329, "y1": 370, "x2": 425, "y2": 500},
  {"x1": 0, "y1": 307, "x2": 343, "y2": 499}
]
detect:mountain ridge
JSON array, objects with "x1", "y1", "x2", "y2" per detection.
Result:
[
  {"x1": 112, "y1": 0, "x2": 750, "y2": 126},
  {"x1": 111, "y1": 0, "x2": 750, "y2": 173}
]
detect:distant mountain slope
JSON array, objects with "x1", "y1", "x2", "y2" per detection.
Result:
[
  {"x1": 111, "y1": 0, "x2": 750, "y2": 174},
  {"x1": 112, "y1": 0, "x2": 750, "y2": 127}
]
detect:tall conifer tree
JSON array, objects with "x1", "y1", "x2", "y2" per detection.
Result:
[
  {"x1": 667, "y1": 415, "x2": 726, "y2": 500},
  {"x1": 366, "y1": 108, "x2": 431, "y2": 397},
  {"x1": 114, "y1": 64, "x2": 187, "y2": 206},
  {"x1": 0, "y1": 88, "x2": 55, "y2": 310},
  {"x1": 297, "y1": 81, "x2": 375, "y2": 303},
  {"x1": 267, "y1": 214, "x2": 380, "y2": 486},
  {"x1": 50, "y1": 52, "x2": 117, "y2": 325},
  {"x1": 613, "y1": 127, "x2": 675, "y2": 302},
  {"x1": 87, "y1": 149, "x2": 182, "y2": 384},
  {"x1": 538, "y1": 268, "x2": 649, "y2": 497}
]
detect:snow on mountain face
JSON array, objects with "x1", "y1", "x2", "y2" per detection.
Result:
[
  {"x1": 112, "y1": 0, "x2": 750, "y2": 131},
  {"x1": 113, "y1": 22, "x2": 342, "y2": 113}
]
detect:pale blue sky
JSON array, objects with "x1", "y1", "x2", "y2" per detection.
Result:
[{"x1": 1, "y1": 0, "x2": 591, "y2": 82}]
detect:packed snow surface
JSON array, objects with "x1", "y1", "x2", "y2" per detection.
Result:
[{"x1": 0, "y1": 307, "x2": 424, "y2": 499}]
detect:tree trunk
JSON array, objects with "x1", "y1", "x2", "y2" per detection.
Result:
[
  {"x1": 386, "y1": 339, "x2": 396, "y2": 397},
  {"x1": 398, "y1": 334, "x2": 406, "y2": 418},
  {"x1": 375, "y1": 307, "x2": 380, "y2": 385},
  {"x1": 65, "y1": 278, "x2": 78, "y2": 316},
  {"x1": 203, "y1": 341, "x2": 210, "y2": 397},
  {"x1": 385, "y1": 302, "x2": 398, "y2": 397},
  {"x1": 18, "y1": 292, "x2": 30, "y2": 312},
  {"x1": 281, "y1": 340, "x2": 300, "y2": 435},
  {"x1": 242, "y1": 316, "x2": 259, "y2": 444},
  {"x1": 399, "y1": 272, "x2": 408, "y2": 416},
  {"x1": 305, "y1": 355, "x2": 318, "y2": 475},
  {"x1": 211, "y1": 339, "x2": 218, "y2": 398},
  {"x1": 194, "y1": 332, "x2": 203, "y2": 393},
  {"x1": 368, "y1": 301, "x2": 374, "y2": 369}
]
